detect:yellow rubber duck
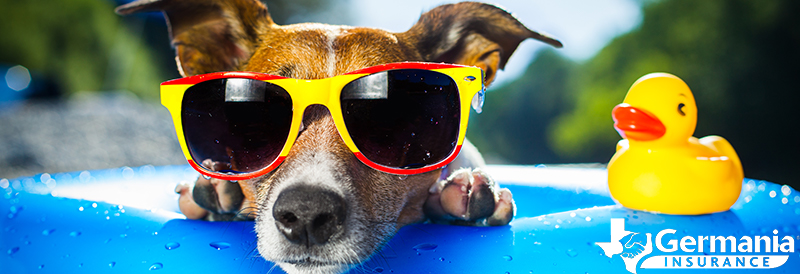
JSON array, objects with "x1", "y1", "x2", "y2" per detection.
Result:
[{"x1": 608, "y1": 73, "x2": 743, "y2": 215}]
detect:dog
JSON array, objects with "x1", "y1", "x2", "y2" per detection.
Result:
[{"x1": 116, "y1": 1, "x2": 561, "y2": 273}]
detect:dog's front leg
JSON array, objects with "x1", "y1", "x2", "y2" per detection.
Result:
[
  {"x1": 423, "y1": 140, "x2": 515, "y2": 226},
  {"x1": 176, "y1": 160, "x2": 256, "y2": 221}
]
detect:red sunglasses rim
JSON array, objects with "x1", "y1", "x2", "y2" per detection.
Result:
[{"x1": 170, "y1": 62, "x2": 472, "y2": 180}]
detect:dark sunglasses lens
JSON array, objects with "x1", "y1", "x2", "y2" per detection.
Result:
[
  {"x1": 182, "y1": 78, "x2": 292, "y2": 174},
  {"x1": 341, "y1": 69, "x2": 460, "y2": 169}
]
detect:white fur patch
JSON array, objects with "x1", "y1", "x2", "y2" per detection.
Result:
[
  {"x1": 254, "y1": 152, "x2": 372, "y2": 274},
  {"x1": 325, "y1": 30, "x2": 339, "y2": 77}
]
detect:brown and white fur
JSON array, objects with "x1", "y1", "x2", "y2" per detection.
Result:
[{"x1": 116, "y1": 1, "x2": 561, "y2": 273}]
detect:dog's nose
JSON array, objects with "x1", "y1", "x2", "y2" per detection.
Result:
[{"x1": 272, "y1": 185, "x2": 347, "y2": 246}]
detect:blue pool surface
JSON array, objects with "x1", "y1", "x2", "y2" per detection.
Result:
[{"x1": 1, "y1": 165, "x2": 798, "y2": 273}]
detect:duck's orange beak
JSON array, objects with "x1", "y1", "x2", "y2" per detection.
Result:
[{"x1": 612, "y1": 103, "x2": 666, "y2": 141}]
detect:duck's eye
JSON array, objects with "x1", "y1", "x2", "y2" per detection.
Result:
[{"x1": 678, "y1": 103, "x2": 686, "y2": 116}]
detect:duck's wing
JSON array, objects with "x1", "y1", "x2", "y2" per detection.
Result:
[{"x1": 699, "y1": 135, "x2": 744, "y2": 179}]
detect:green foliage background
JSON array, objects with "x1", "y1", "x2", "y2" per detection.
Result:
[
  {"x1": 469, "y1": 0, "x2": 800, "y2": 186},
  {"x1": 0, "y1": 0, "x2": 167, "y2": 99},
  {"x1": 0, "y1": 0, "x2": 351, "y2": 100}
]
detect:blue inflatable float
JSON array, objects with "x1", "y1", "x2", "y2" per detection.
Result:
[{"x1": 2, "y1": 165, "x2": 798, "y2": 273}]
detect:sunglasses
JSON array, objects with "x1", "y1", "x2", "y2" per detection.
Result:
[{"x1": 161, "y1": 62, "x2": 485, "y2": 180}]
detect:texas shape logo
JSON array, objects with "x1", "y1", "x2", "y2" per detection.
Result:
[{"x1": 596, "y1": 218, "x2": 653, "y2": 274}]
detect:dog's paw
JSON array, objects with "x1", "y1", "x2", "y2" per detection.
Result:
[
  {"x1": 424, "y1": 168, "x2": 515, "y2": 226},
  {"x1": 176, "y1": 159, "x2": 253, "y2": 221}
]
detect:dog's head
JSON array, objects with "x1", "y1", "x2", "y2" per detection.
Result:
[{"x1": 118, "y1": 0, "x2": 559, "y2": 273}]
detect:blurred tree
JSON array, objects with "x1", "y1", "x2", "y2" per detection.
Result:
[
  {"x1": 469, "y1": 49, "x2": 577, "y2": 164},
  {"x1": 0, "y1": 0, "x2": 351, "y2": 100},
  {"x1": 0, "y1": 0, "x2": 166, "y2": 99},
  {"x1": 470, "y1": 0, "x2": 800, "y2": 186}
]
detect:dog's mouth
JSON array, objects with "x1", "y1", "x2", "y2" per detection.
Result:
[
  {"x1": 278, "y1": 257, "x2": 352, "y2": 274},
  {"x1": 283, "y1": 257, "x2": 335, "y2": 266}
]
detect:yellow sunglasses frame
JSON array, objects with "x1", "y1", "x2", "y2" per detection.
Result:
[{"x1": 160, "y1": 62, "x2": 484, "y2": 180}]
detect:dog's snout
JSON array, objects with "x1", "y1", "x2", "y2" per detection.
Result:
[{"x1": 272, "y1": 185, "x2": 347, "y2": 247}]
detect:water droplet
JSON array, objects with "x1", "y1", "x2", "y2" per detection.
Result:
[
  {"x1": 566, "y1": 249, "x2": 579, "y2": 257},
  {"x1": 91, "y1": 203, "x2": 98, "y2": 208},
  {"x1": 120, "y1": 234, "x2": 128, "y2": 238},
  {"x1": 398, "y1": 175, "x2": 408, "y2": 181},
  {"x1": 769, "y1": 190, "x2": 777, "y2": 198},
  {"x1": 122, "y1": 167, "x2": 135, "y2": 179},
  {"x1": 782, "y1": 185, "x2": 792, "y2": 196},
  {"x1": 7, "y1": 246, "x2": 19, "y2": 255},
  {"x1": 42, "y1": 229, "x2": 55, "y2": 236},
  {"x1": 438, "y1": 257, "x2": 445, "y2": 261},
  {"x1": 504, "y1": 272, "x2": 510, "y2": 274},
  {"x1": 783, "y1": 198, "x2": 789, "y2": 204},
  {"x1": 165, "y1": 242, "x2": 180, "y2": 250},
  {"x1": 503, "y1": 255, "x2": 513, "y2": 261},
  {"x1": 373, "y1": 267, "x2": 384, "y2": 273},
  {"x1": 570, "y1": 212, "x2": 576, "y2": 218},
  {"x1": 69, "y1": 231, "x2": 81, "y2": 237},
  {"x1": 39, "y1": 265, "x2": 44, "y2": 269},
  {"x1": 109, "y1": 262, "x2": 116, "y2": 268},
  {"x1": 210, "y1": 241, "x2": 231, "y2": 250},
  {"x1": 149, "y1": 262, "x2": 163, "y2": 270},
  {"x1": 78, "y1": 206, "x2": 84, "y2": 211},
  {"x1": 78, "y1": 171, "x2": 91, "y2": 183},
  {"x1": 412, "y1": 243, "x2": 437, "y2": 252},
  {"x1": 78, "y1": 263, "x2": 83, "y2": 267},
  {"x1": 585, "y1": 216, "x2": 592, "y2": 222}
]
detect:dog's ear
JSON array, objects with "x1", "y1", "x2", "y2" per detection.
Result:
[
  {"x1": 116, "y1": 0, "x2": 274, "y2": 76},
  {"x1": 400, "y1": 2, "x2": 562, "y2": 85}
]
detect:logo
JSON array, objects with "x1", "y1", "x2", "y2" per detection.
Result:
[
  {"x1": 597, "y1": 218, "x2": 653, "y2": 273},
  {"x1": 597, "y1": 218, "x2": 794, "y2": 273}
]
